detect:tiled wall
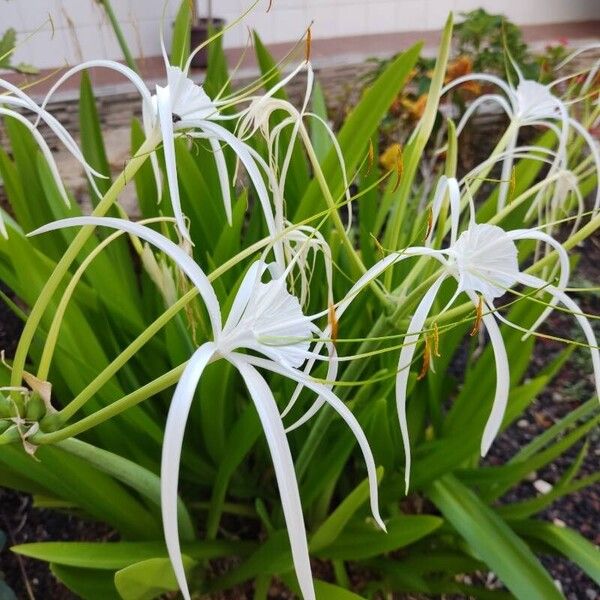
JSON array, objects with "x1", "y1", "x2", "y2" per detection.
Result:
[{"x1": 3, "y1": 0, "x2": 598, "y2": 70}]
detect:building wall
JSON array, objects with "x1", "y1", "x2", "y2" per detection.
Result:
[{"x1": 3, "y1": 0, "x2": 598, "y2": 70}]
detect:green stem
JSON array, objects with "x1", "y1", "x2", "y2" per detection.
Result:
[
  {"x1": 99, "y1": 0, "x2": 139, "y2": 73},
  {"x1": 36, "y1": 365, "x2": 185, "y2": 444},
  {"x1": 10, "y1": 136, "x2": 158, "y2": 399},
  {"x1": 56, "y1": 437, "x2": 195, "y2": 541}
]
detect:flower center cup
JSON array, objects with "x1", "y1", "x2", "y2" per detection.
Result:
[{"x1": 449, "y1": 224, "x2": 520, "y2": 299}]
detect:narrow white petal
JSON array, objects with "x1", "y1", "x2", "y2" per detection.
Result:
[
  {"x1": 28, "y1": 217, "x2": 222, "y2": 335},
  {"x1": 222, "y1": 261, "x2": 266, "y2": 332},
  {"x1": 186, "y1": 120, "x2": 277, "y2": 240},
  {"x1": 518, "y1": 273, "x2": 600, "y2": 402},
  {"x1": 396, "y1": 275, "x2": 447, "y2": 493},
  {"x1": 227, "y1": 356, "x2": 316, "y2": 600},
  {"x1": 37, "y1": 60, "x2": 153, "y2": 117},
  {"x1": 507, "y1": 229, "x2": 570, "y2": 337},
  {"x1": 236, "y1": 353, "x2": 386, "y2": 533},
  {"x1": 569, "y1": 118, "x2": 600, "y2": 212},
  {"x1": 162, "y1": 342, "x2": 216, "y2": 600},
  {"x1": 467, "y1": 294, "x2": 510, "y2": 456},
  {"x1": 0, "y1": 108, "x2": 69, "y2": 205},
  {"x1": 156, "y1": 85, "x2": 191, "y2": 243},
  {"x1": 208, "y1": 136, "x2": 232, "y2": 225}
]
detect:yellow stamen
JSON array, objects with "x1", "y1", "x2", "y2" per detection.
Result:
[
  {"x1": 417, "y1": 336, "x2": 431, "y2": 380},
  {"x1": 365, "y1": 139, "x2": 374, "y2": 175},
  {"x1": 433, "y1": 322, "x2": 441, "y2": 357},
  {"x1": 392, "y1": 148, "x2": 404, "y2": 193},
  {"x1": 425, "y1": 206, "x2": 433, "y2": 240},
  {"x1": 305, "y1": 25, "x2": 312, "y2": 62},
  {"x1": 328, "y1": 303, "x2": 338, "y2": 345},
  {"x1": 470, "y1": 295, "x2": 483, "y2": 336}
]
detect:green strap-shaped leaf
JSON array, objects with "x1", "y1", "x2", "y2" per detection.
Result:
[
  {"x1": 171, "y1": 0, "x2": 192, "y2": 68},
  {"x1": 428, "y1": 475, "x2": 563, "y2": 600},
  {"x1": 51, "y1": 564, "x2": 120, "y2": 600},
  {"x1": 12, "y1": 539, "x2": 254, "y2": 570},
  {"x1": 310, "y1": 467, "x2": 384, "y2": 552},
  {"x1": 512, "y1": 520, "x2": 600, "y2": 586},
  {"x1": 315, "y1": 515, "x2": 442, "y2": 561},
  {"x1": 114, "y1": 556, "x2": 196, "y2": 600}
]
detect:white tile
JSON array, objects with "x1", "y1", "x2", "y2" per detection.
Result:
[
  {"x1": 55, "y1": 0, "x2": 103, "y2": 28},
  {"x1": 309, "y1": 4, "x2": 339, "y2": 39},
  {"x1": 63, "y1": 23, "x2": 105, "y2": 62},
  {"x1": 336, "y1": 2, "x2": 368, "y2": 37},
  {"x1": 0, "y1": 0, "x2": 23, "y2": 30},
  {"x1": 27, "y1": 27, "x2": 74, "y2": 69},
  {"x1": 274, "y1": 7, "x2": 308, "y2": 43},
  {"x1": 397, "y1": 0, "x2": 428, "y2": 31},
  {"x1": 367, "y1": 1, "x2": 399, "y2": 34}
]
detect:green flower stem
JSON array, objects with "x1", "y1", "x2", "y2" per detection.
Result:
[
  {"x1": 10, "y1": 136, "x2": 158, "y2": 404},
  {"x1": 35, "y1": 364, "x2": 185, "y2": 444},
  {"x1": 55, "y1": 289, "x2": 198, "y2": 424},
  {"x1": 55, "y1": 437, "x2": 195, "y2": 541}
]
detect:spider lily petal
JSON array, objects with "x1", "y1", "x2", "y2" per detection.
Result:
[
  {"x1": 507, "y1": 229, "x2": 570, "y2": 338},
  {"x1": 162, "y1": 341, "x2": 216, "y2": 600},
  {"x1": 467, "y1": 293, "x2": 510, "y2": 456},
  {"x1": 237, "y1": 352, "x2": 386, "y2": 533},
  {"x1": 28, "y1": 217, "x2": 222, "y2": 334},
  {"x1": 155, "y1": 84, "x2": 191, "y2": 242},
  {"x1": 227, "y1": 355, "x2": 315, "y2": 600},
  {"x1": 396, "y1": 274, "x2": 449, "y2": 492},
  {"x1": 515, "y1": 272, "x2": 600, "y2": 401}
]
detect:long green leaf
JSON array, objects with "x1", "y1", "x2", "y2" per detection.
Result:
[{"x1": 428, "y1": 475, "x2": 563, "y2": 600}]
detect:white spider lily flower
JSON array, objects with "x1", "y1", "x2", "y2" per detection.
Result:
[
  {"x1": 29, "y1": 216, "x2": 385, "y2": 600},
  {"x1": 34, "y1": 52, "x2": 327, "y2": 252},
  {"x1": 442, "y1": 65, "x2": 600, "y2": 211},
  {"x1": 305, "y1": 217, "x2": 599, "y2": 494}
]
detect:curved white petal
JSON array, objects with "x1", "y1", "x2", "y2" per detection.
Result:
[
  {"x1": 28, "y1": 217, "x2": 223, "y2": 335},
  {"x1": 161, "y1": 342, "x2": 216, "y2": 600},
  {"x1": 568, "y1": 118, "x2": 600, "y2": 212},
  {"x1": 455, "y1": 94, "x2": 514, "y2": 137},
  {"x1": 507, "y1": 229, "x2": 570, "y2": 338},
  {"x1": 396, "y1": 274, "x2": 448, "y2": 493},
  {"x1": 208, "y1": 136, "x2": 232, "y2": 225},
  {"x1": 0, "y1": 108, "x2": 69, "y2": 205},
  {"x1": 467, "y1": 294, "x2": 510, "y2": 456},
  {"x1": 37, "y1": 59, "x2": 153, "y2": 118},
  {"x1": 237, "y1": 352, "x2": 386, "y2": 533},
  {"x1": 441, "y1": 74, "x2": 516, "y2": 109},
  {"x1": 156, "y1": 84, "x2": 191, "y2": 243},
  {"x1": 187, "y1": 120, "x2": 280, "y2": 260},
  {"x1": 227, "y1": 355, "x2": 316, "y2": 600},
  {"x1": 518, "y1": 273, "x2": 600, "y2": 402}
]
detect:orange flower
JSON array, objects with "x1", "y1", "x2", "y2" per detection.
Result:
[
  {"x1": 379, "y1": 143, "x2": 403, "y2": 172},
  {"x1": 445, "y1": 55, "x2": 473, "y2": 83},
  {"x1": 401, "y1": 93, "x2": 428, "y2": 120}
]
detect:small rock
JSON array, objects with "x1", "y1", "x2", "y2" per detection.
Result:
[
  {"x1": 553, "y1": 518, "x2": 567, "y2": 528},
  {"x1": 517, "y1": 419, "x2": 529, "y2": 428},
  {"x1": 534, "y1": 479, "x2": 553, "y2": 494},
  {"x1": 586, "y1": 589, "x2": 598, "y2": 600}
]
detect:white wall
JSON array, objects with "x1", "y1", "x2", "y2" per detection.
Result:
[{"x1": 2, "y1": 0, "x2": 598, "y2": 70}]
